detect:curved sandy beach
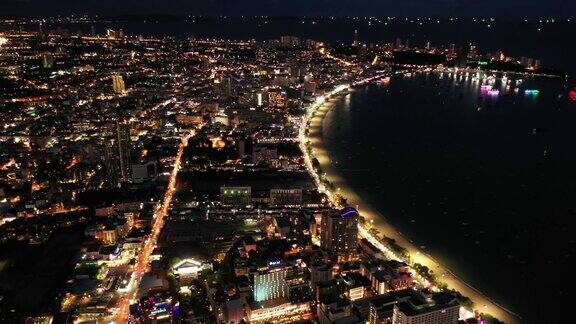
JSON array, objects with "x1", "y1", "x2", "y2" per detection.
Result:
[{"x1": 307, "y1": 94, "x2": 522, "y2": 324}]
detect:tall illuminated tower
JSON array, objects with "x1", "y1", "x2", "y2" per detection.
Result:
[
  {"x1": 321, "y1": 207, "x2": 359, "y2": 255},
  {"x1": 116, "y1": 121, "x2": 132, "y2": 181},
  {"x1": 353, "y1": 29, "x2": 359, "y2": 46},
  {"x1": 112, "y1": 73, "x2": 125, "y2": 94}
]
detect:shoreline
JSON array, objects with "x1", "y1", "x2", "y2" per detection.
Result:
[{"x1": 302, "y1": 86, "x2": 522, "y2": 324}]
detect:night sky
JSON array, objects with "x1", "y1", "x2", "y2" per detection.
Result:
[{"x1": 1, "y1": 0, "x2": 575, "y2": 18}]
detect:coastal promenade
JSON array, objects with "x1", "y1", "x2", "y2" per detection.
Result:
[{"x1": 300, "y1": 84, "x2": 522, "y2": 324}]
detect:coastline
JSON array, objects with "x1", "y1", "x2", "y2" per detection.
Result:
[{"x1": 303, "y1": 88, "x2": 522, "y2": 324}]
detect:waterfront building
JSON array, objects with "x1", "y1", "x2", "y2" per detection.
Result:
[
  {"x1": 391, "y1": 292, "x2": 459, "y2": 324},
  {"x1": 321, "y1": 207, "x2": 359, "y2": 257}
]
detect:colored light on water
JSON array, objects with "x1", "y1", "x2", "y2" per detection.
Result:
[
  {"x1": 488, "y1": 89, "x2": 500, "y2": 96},
  {"x1": 569, "y1": 90, "x2": 576, "y2": 101},
  {"x1": 525, "y1": 89, "x2": 540, "y2": 95}
]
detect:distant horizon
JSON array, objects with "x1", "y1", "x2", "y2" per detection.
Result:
[
  {"x1": 0, "y1": 14, "x2": 574, "y2": 22},
  {"x1": 1, "y1": 0, "x2": 575, "y2": 19}
]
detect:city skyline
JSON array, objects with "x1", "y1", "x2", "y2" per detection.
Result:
[{"x1": 0, "y1": 5, "x2": 574, "y2": 324}]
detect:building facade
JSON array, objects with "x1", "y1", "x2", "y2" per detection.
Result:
[{"x1": 321, "y1": 207, "x2": 359, "y2": 256}]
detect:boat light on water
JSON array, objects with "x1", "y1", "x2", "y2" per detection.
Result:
[{"x1": 525, "y1": 89, "x2": 540, "y2": 95}]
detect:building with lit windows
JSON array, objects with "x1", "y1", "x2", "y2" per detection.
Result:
[
  {"x1": 41, "y1": 53, "x2": 53, "y2": 68},
  {"x1": 116, "y1": 121, "x2": 132, "y2": 181},
  {"x1": 321, "y1": 207, "x2": 359, "y2": 257},
  {"x1": 220, "y1": 186, "x2": 251, "y2": 207},
  {"x1": 268, "y1": 90, "x2": 287, "y2": 109},
  {"x1": 280, "y1": 35, "x2": 300, "y2": 47},
  {"x1": 248, "y1": 298, "x2": 311, "y2": 323},
  {"x1": 391, "y1": 292, "x2": 459, "y2": 324},
  {"x1": 318, "y1": 298, "x2": 363, "y2": 324},
  {"x1": 112, "y1": 73, "x2": 125, "y2": 94},
  {"x1": 253, "y1": 262, "x2": 289, "y2": 302},
  {"x1": 270, "y1": 188, "x2": 303, "y2": 206}
]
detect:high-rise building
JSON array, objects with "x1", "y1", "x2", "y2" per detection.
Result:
[
  {"x1": 391, "y1": 292, "x2": 459, "y2": 324},
  {"x1": 253, "y1": 262, "x2": 290, "y2": 302},
  {"x1": 116, "y1": 121, "x2": 132, "y2": 181},
  {"x1": 38, "y1": 21, "x2": 44, "y2": 39},
  {"x1": 267, "y1": 90, "x2": 287, "y2": 109},
  {"x1": 41, "y1": 53, "x2": 53, "y2": 69},
  {"x1": 353, "y1": 29, "x2": 360, "y2": 46},
  {"x1": 457, "y1": 46, "x2": 470, "y2": 68},
  {"x1": 103, "y1": 139, "x2": 120, "y2": 187},
  {"x1": 448, "y1": 44, "x2": 456, "y2": 56},
  {"x1": 321, "y1": 207, "x2": 359, "y2": 255},
  {"x1": 221, "y1": 76, "x2": 232, "y2": 97},
  {"x1": 112, "y1": 74, "x2": 125, "y2": 94},
  {"x1": 280, "y1": 35, "x2": 300, "y2": 47}
]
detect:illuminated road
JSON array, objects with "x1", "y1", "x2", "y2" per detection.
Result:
[
  {"x1": 300, "y1": 80, "x2": 521, "y2": 324},
  {"x1": 113, "y1": 129, "x2": 195, "y2": 323}
]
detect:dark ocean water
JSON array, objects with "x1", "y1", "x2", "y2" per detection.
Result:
[
  {"x1": 2, "y1": 17, "x2": 576, "y2": 74},
  {"x1": 323, "y1": 73, "x2": 576, "y2": 323}
]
